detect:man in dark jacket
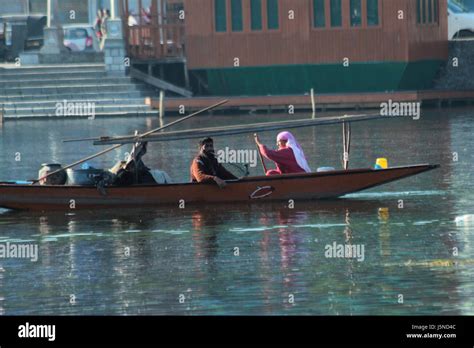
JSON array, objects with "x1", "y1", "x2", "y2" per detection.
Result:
[{"x1": 190, "y1": 137, "x2": 237, "y2": 188}]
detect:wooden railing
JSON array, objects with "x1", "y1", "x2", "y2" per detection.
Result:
[{"x1": 125, "y1": 22, "x2": 185, "y2": 60}]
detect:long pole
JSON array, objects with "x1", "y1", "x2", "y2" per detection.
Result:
[
  {"x1": 254, "y1": 133, "x2": 268, "y2": 175},
  {"x1": 0, "y1": 104, "x2": 4, "y2": 128},
  {"x1": 347, "y1": 122, "x2": 351, "y2": 161},
  {"x1": 33, "y1": 100, "x2": 228, "y2": 184},
  {"x1": 110, "y1": 0, "x2": 116, "y2": 19},
  {"x1": 159, "y1": 90, "x2": 164, "y2": 120},
  {"x1": 47, "y1": 0, "x2": 52, "y2": 28},
  {"x1": 342, "y1": 121, "x2": 351, "y2": 170},
  {"x1": 311, "y1": 88, "x2": 316, "y2": 119},
  {"x1": 343, "y1": 122, "x2": 347, "y2": 170}
]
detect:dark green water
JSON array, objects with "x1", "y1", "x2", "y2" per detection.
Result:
[{"x1": 0, "y1": 108, "x2": 473, "y2": 315}]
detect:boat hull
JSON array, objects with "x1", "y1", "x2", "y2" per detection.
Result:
[{"x1": 0, "y1": 164, "x2": 438, "y2": 211}]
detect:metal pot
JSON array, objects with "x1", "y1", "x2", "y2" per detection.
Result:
[
  {"x1": 38, "y1": 163, "x2": 67, "y2": 186},
  {"x1": 66, "y1": 169, "x2": 106, "y2": 186}
]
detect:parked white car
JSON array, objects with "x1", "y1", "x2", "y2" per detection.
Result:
[
  {"x1": 63, "y1": 25, "x2": 99, "y2": 52},
  {"x1": 448, "y1": 0, "x2": 474, "y2": 39}
]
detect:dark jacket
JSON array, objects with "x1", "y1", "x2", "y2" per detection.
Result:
[{"x1": 190, "y1": 153, "x2": 237, "y2": 183}]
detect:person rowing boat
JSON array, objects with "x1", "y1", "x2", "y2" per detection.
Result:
[
  {"x1": 190, "y1": 137, "x2": 237, "y2": 188},
  {"x1": 254, "y1": 131, "x2": 311, "y2": 175}
]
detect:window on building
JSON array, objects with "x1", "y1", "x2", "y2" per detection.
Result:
[
  {"x1": 330, "y1": 0, "x2": 342, "y2": 27},
  {"x1": 215, "y1": 0, "x2": 227, "y2": 32},
  {"x1": 0, "y1": 0, "x2": 27, "y2": 15},
  {"x1": 29, "y1": 0, "x2": 46, "y2": 15},
  {"x1": 166, "y1": 1, "x2": 184, "y2": 24},
  {"x1": 422, "y1": 0, "x2": 427, "y2": 23},
  {"x1": 57, "y1": 0, "x2": 89, "y2": 24},
  {"x1": 430, "y1": 0, "x2": 439, "y2": 23},
  {"x1": 126, "y1": 0, "x2": 152, "y2": 24},
  {"x1": 313, "y1": 0, "x2": 325, "y2": 28},
  {"x1": 231, "y1": 0, "x2": 243, "y2": 31},
  {"x1": 367, "y1": 0, "x2": 379, "y2": 26},
  {"x1": 417, "y1": 0, "x2": 421, "y2": 23},
  {"x1": 417, "y1": 0, "x2": 439, "y2": 25},
  {"x1": 428, "y1": 0, "x2": 433, "y2": 22},
  {"x1": 350, "y1": 0, "x2": 362, "y2": 27},
  {"x1": 251, "y1": 0, "x2": 262, "y2": 30},
  {"x1": 267, "y1": 0, "x2": 279, "y2": 29},
  {"x1": 99, "y1": 0, "x2": 113, "y2": 11}
]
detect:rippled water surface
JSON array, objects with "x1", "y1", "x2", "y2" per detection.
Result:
[{"x1": 0, "y1": 108, "x2": 473, "y2": 315}]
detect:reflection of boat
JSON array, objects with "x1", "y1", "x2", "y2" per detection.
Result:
[{"x1": 0, "y1": 164, "x2": 438, "y2": 211}]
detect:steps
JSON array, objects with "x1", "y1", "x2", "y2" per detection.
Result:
[{"x1": 0, "y1": 64, "x2": 159, "y2": 119}]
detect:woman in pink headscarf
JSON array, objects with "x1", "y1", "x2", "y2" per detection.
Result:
[{"x1": 254, "y1": 131, "x2": 311, "y2": 176}]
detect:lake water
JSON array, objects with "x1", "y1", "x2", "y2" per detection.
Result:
[{"x1": 0, "y1": 108, "x2": 473, "y2": 315}]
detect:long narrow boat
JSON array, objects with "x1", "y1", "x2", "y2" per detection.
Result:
[
  {"x1": 0, "y1": 102, "x2": 440, "y2": 212},
  {"x1": 0, "y1": 164, "x2": 438, "y2": 211}
]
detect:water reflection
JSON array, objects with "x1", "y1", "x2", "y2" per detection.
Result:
[
  {"x1": 0, "y1": 193, "x2": 471, "y2": 315},
  {"x1": 0, "y1": 109, "x2": 473, "y2": 315}
]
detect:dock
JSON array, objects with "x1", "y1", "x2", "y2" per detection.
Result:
[{"x1": 151, "y1": 90, "x2": 474, "y2": 115}]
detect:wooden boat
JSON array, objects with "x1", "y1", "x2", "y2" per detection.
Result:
[
  {"x1": 0, "y1": 102, "x2": 440, "y2": 211},
  {"x1": 0, "y1": 164, "x2": 438, "y2": 211}
]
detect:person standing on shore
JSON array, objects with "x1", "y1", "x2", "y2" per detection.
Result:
[
  {"x1": 94, "y1": 9, "x2": 103, "y2": 44},
  {"x1": 99, "y1": 9, "x2": 110, "y2": 50}
]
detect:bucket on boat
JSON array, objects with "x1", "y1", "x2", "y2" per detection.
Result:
[
  {"x1": 66, "y1": 168, "x2": 106, "y2": 186},
  {"x1": 38, "y1": 163, "x2": 67, "y2": 185},
  {"x1": 375, "y1": 158, "x2": 388, "y2": 170}
]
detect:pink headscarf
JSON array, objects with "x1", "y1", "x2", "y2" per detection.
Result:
[{"x1": 277, "y1": 131, "x2": 311, "y2": 173}]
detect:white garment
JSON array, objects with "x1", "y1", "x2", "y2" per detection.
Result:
[
  {"x1": 277, "y1": 131, "x2": 312, "y2": 173},
  {"x1": 128, "y1": 15, "x2": 138, "y2": 27},
  {"x1": 150, "y1": 170, "x2": 173, "y2": 184}
]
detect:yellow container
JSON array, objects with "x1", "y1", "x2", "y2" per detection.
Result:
[
  {"x1": 375, "y1": 158, "x2": 388, "y2": 169},
  {"x1": 378, "y1": 207, "x2": 390, "y2": 221}
]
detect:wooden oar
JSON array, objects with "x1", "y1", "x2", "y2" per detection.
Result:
[
  {"x1": 32, "y1": 99, "x2": 229, "y2": 185},
  {"x1": 254, "y1": 133, "x2": 268, "y2": 175},
  {"x1": 342, "y1": 121, "x2": 351, "y2": 170}
]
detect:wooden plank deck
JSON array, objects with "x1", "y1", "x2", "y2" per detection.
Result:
[{"x1": 149, "y1": 90, "x2": 474, "y2": 114}]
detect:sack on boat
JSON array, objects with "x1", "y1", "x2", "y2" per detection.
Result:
[
  {"x1": 111, "y1": 163, "x2": 157, "y2": 186},
  {"x1": 317, "y1": 167, "x2": 335, "y2": 172},
  {"x1": 149, "y1": 170, "x2": 172, "y2": 184},
  {"x1": 38, "y1": 163, "x2": 67, "y2": 185}
]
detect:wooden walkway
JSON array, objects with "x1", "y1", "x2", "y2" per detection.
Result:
[{"x1": 149, "y1": 90, "x2": 474, "y2": 114}]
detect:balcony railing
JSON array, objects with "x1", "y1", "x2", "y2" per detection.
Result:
[
  {"x1": 121, "y1": 0, "x2": 185, "y2": 61},
  {"x1": 124, "y1": 21, "x2": 185, "y2": 60}
]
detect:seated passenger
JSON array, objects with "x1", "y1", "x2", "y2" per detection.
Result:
[
  {"x1": 190, "y1": 137, "x2": 237, "y2": 188},
  {"x1": 254, "y1": 131, "x2": 311, "y2": 176}
]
